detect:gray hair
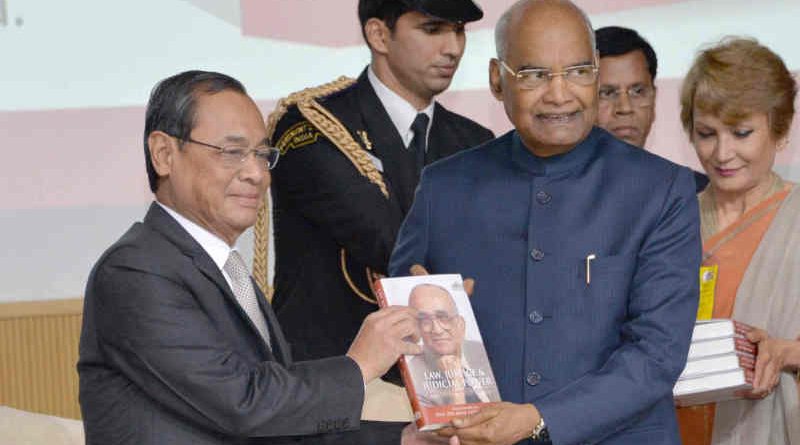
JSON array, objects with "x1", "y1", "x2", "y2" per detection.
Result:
[{"x1": 494, "y1": 0, "x2": 596, "y2": 61}]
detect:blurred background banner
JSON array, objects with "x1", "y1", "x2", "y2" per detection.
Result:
[{"x1": 0, "y1": 0, "x2": 798, "y2": 302}]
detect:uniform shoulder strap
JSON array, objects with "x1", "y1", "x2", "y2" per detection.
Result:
[{"x1": 265, "y1": 76, "x2": 355, "y2": 141}]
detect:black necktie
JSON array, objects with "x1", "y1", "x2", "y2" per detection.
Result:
[{"x1": 410, "y1": 113, "x2": 430, "y2": 175}]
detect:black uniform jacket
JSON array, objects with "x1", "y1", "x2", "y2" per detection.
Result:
[{"x1": 269, "y1": 69, "x2": 494, "y2": 369}]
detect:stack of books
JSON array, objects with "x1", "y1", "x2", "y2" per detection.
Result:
[{"x1": 673, "y1": 319, "x2": 757, "y2": 407}]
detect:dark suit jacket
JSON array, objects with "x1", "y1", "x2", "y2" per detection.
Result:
[
  {"x1": 407, "y1": 341, "x2": 501, "y2": 407},
  {"x1": 269, "y1": 69, "x2": 494, "y2": 366},
  {"x1": 78, "y1": 203, "x2": 364, "y2": 445},
  {"x1": 390, "y1": 128, "x2": 701, "y2": 444}
]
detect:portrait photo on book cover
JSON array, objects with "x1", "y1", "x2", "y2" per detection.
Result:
[{"x1": 380, "y1": 275, "x2": 501, "y2": 407}]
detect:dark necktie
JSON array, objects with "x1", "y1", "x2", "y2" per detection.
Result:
[{"x1": 410, "y1": 113, "x2": 430, "y2": 175}]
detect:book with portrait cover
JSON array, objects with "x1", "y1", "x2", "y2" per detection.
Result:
[{"x1": 375, "y1": 274, "x2": 502, "y2": 431}]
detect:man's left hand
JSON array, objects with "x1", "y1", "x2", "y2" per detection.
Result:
[{"x1": 437, "y1": 402, "x2": 540, "y2": 445}]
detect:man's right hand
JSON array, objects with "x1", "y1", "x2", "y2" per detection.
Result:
[{"x1": 347, "y1": 306, "x2": 422, "y2": 383}]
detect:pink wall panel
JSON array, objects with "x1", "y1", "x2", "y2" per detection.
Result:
[
  {"x1": 439, "y1": 89, "x2": 513, "y2": 136},
  {"x1": 0, "y1": 100, "x2": 277, "y2": 211},
  {"x1": 240, "y1": 0, "x2": 691, "y2": 47},
  {"x1": 2, "y1": 84, "x2": 797, "y2": 212},
  {"x1": 480, "y1": 0, "x2": 692, "y2": 32},
  {"x1": 0, "y1": 106, "x2": 150, "y2": 211}
]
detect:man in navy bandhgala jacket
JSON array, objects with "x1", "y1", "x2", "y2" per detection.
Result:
[{"x1": 389, "y1": 1, "x2": 701, "y2": 444}]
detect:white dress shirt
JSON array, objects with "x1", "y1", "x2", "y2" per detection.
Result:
[
  {"x1": 157, "y1": 201, "x2": 239, "y2": 289},
  {"x1": 367, "y1": 65, "x2": 435, "y2": 150}
]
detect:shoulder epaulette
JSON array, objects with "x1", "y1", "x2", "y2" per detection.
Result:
[{"x1": 265, "y1": 76, "x2": 355, "y2": 141}]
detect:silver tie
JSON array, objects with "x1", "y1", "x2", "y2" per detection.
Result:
[{"x1": 224, "y1": 250, "x2": 271, "y2": 349}]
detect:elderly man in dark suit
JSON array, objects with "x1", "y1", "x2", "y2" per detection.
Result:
[
  {"x1": 77, "y1": 70, "x2": 423, "y2": 445},
  {"x1": 390, "y1": 1, "x2": 701, "y2": 444}
]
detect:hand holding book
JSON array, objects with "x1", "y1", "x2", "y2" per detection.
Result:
[
  {"x1": 400, "y1": 423, "x2": 458, "y2": 445},
  {"x1": 436, "y1": 402, "x2": 541, "y2": 445},
  {"x1": 383, "y1": 272, "x2": 551, "y2": 443},
  {"x1": 375, "y1": 274, "x2": 502, "y2": 431},
  {"x1": 346, "y1": 306, "x2": 423, "y2": 384},
  {"x1": 738, "y1": 327, "x2": 800, "y2": 399},
  {"x1": 674, "y1": 319, "x2": 757, "y2": 406},
  {"x1": 674, "y1": 318, "x2": 800, "y2": 405}
]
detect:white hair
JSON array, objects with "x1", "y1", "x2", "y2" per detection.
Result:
[{"x1": 494, "y1": 0, "x2": 596, "y2": 61}]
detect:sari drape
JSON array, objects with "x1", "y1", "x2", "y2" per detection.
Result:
[{"x1": 677, "y1": 181, "x2": 798, "y2": 445}]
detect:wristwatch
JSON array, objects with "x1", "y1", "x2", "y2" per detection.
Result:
[{"x1": 530, "y1": 416, "x2": 550, "y2": 441}]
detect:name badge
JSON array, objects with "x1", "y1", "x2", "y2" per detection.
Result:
[{"x1": 697, "y1": 265, "x2": 718, "y2": 320}]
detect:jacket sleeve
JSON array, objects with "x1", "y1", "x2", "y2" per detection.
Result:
[
  {"x1": 89, "y1": 259, "x2": 365, "y2": 438},
  {"x1": 272, "y1": 112, "x2": 404, "y2": 273},
  {"x1": 535, "y1": 167, "x2": 701, "y2": 444}
]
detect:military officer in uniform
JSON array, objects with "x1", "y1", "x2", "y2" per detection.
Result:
[
  {"x1": 257, "y1": 0, "x2": 493, "y2": 440},
  {"x1": 263, "y1": 0, "x2": 492, "y2": 382}
]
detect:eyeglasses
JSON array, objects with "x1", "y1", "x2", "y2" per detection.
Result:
[
  {"x1": 417, "y1": 312, "x2": 458, "y2": 332},
  {"x1": 498, "y1": 60, "x2": 598, "y2": 90},
  {"x1": 178, "y1": 137, "x2": 280, "y2": 171},
  {"x1": 598, "y1": 85, "x2": 654, "y2": 107}
]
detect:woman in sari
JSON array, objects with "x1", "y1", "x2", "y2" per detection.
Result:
[{"x1": 676, "y1": 37, "x2": 800, "y2": 445}]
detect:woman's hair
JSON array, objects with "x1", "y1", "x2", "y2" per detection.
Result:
[{"x1": 680, "y1": 37, "x2": 797, "y2": 139}]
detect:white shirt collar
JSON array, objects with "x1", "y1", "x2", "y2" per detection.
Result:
[
  {"x1": 367, "y1": 65, "x2": 435, "y2": 148},
  {"x1": 156, "y1": 201, "x2": 237, "y2": 285}
]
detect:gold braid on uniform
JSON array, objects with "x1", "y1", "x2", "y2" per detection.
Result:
[
  {"x1": 297, "y1": 99, "x2": 389, "y2": 198},
  {"x1": 252, "y1": 76, "x2": 357, "y2": 300},
  {"x1": 298, "y1": 99, "x2": 389, "y2": 305}
]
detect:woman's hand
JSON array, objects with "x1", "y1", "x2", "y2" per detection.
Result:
[{"x1": 738, "y1": 328, "x2": 800, "y2": 399}]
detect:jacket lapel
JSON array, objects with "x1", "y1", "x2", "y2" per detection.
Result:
[
  {"x1": 428, "y1": 103, "x2": 461, "y2": 162},
  {"x1": 255, "y1": 282, "x2": 291, "y2": 365},
  {"x1": 354, "y1": 71, "x2": 418, "y2": 214},
  {"x1": 144, "y1": 202, "x2": 274, "y2": 359}
]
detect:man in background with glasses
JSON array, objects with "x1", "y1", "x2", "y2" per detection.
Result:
[
  {"x1": 595, "y1": 26, "x2": 709, "y2": 192},
  {"x1": 390, "y1": 1, "x2": 700, "y2": 443},
  {"x1": 406, "y1": 284, "x2": 500, "y2": 407},
  {"x1": 78, "y1": 70, "x2": 425, "y2": 445}
]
